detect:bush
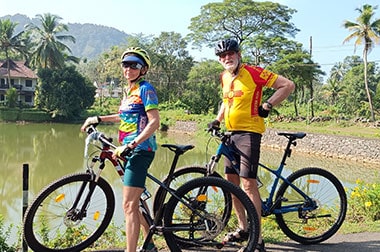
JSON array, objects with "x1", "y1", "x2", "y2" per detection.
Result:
[
  {"x1": 347, "y1": 179, "x2": 380, "y2": 222},
  {"x1": 0, "y1": 215, "x2": 16, "y2": 252}
]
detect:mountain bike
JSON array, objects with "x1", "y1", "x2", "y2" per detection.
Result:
[
  {"x1": 154, "y1": 127, "x2": 347, "y2": 245},
  {"x1": 23, "y1": 125, "x2": 260, "y2": 252}
]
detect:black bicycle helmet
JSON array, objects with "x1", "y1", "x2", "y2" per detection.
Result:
[{"x1": 215, "y1": 38, "x2": 240, "y2": 56}]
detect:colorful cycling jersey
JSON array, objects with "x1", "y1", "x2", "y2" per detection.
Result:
[
  {"x1": 221, "y1": 64, "x2": 278, "y2": 134},
  {"x1": 118, "y1": 79, "x2": 158, "y2": 151}
]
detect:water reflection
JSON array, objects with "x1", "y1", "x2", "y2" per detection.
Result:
[{"x1": 1, "y1": 123, "x2": 379, "y2": 244}]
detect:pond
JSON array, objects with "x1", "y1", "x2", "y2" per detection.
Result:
[{"x1": 1, "y1": 123, "x2": 379, "y2": 244}]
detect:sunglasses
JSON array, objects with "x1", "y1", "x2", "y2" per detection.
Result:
[
  {"x1": 121, "y1": 62, "x2": 143, "y2": 70},
  {"x1": 219, "y1": 51, "x2": 236, "y2": 58}
]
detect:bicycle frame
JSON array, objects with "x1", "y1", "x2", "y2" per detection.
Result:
[
  {"x1": 206, "y1": 130, "x2": 318, "y2": 217},
  {"x1": 85, "y1": 126, "x2": 220, "y2": 250}
]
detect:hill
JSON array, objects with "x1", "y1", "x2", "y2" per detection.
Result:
[{"x1": 1, "y1": 14, "x2": 129, "y2": 60}]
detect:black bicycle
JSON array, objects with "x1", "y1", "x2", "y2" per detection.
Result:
[
  {"x1": 23, "y1": 125, "x2": 260, "y2": 251},
  {"x1": 153, "y1": 127, "x2": 347, "y2": 245}
]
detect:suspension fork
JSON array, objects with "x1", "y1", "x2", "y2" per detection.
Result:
[{"x1": 68, "y1": 161, "x2": 104, "y2": 220}]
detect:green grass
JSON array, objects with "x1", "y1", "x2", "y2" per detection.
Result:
[{"x1": 270, "y1": 120, "x2": 380, "y2": 139}]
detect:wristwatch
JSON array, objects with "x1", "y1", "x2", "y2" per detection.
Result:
[
  {"x1": 265, "y1": 101, "x2": 273, "y2": 110},
  {"x1": 130, "y1": 140, "x2": 137, "y2": 148}
]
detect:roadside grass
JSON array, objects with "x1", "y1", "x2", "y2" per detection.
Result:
[
  {"x1": 269, "y1": 120, "x2": 380, "y2": 139},
  {"x1": 159, "y1": 109, "x2": 380, "y2": 139}
]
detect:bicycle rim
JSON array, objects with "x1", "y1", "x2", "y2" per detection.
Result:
[
  {"x1": 275, "y1": 167, "x2": 347, "y2": 244},
  {"x1": 153, "y1": 166, "x2": 221, "y2": 215},
  {"x1": 152, "y1": 166, "x2": 232, "y2": 248},
  {"x1": 23, "y1": 173, "x2": 115, "y2": 252},
  {"x1": 163, "y1": 177, "x2": 259, "y2": 251}
]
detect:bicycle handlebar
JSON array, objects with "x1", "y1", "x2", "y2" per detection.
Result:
[
  {"x1": 207, "y1": 126, "x2": 231, "y2": 143},
  {"x1": 84, "y1": 125, "x2": 117, "y2": 157}
]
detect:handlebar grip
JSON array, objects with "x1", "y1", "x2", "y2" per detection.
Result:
[{"x1": 121, "y1": 147, "x2": 133, "y2": 157}]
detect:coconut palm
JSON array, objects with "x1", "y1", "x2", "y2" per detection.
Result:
[
  {"x1": 343, "y1": 4, "x2": 380, "y2": 121},
  {"x1": 26, "y1": 13, "x2": 79, "y2": 69},
  {"x1": 0, "y1": 19, "x2": 29, "y2": 85}
]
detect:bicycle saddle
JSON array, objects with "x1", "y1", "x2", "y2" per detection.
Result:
[
  {"x1": 278, "y1": 132, "x2": 306, "y2": 139},
  {"x1": 161, "y1": 144, "x2": 195, "y2": 154}
]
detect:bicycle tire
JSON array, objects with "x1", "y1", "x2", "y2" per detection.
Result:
[
  {"x1": 275, "y1": 167, "x2": 347, "y2": 244},
  {"x1": 23, "y1": 173, "x2": 115, "y2": 252},
  {"x1": 163, "y1": 176, "x2": 259, "y2": 251},
  {"x1": 152, "y1": 166, "x2": 224, "y2": 215},
  {"x1": 152, "y1": 166, "x2": 232, "y2": 248}
]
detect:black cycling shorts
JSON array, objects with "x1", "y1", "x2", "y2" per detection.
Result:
[{"x1": 224, "y1": 131, "x2": 261, "y2": 179}]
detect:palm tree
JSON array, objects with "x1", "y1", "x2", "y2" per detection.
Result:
[
  {"x1": 26, "y1": 13, "x2": 79, "y2": 69},
  {"x1": 0, "y1": 19, "x2": 29, "y2": 86},
  {"x1": 343, "y1": 4, "x2": 380, "y2": 121}
]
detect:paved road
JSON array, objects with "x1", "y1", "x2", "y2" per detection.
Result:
[
  {"x1": 265, "y1": 232, "x2": 380, "y2": 252},
  {"x1": 94, "y1": 232, "x2": 380, "y2": 251}
]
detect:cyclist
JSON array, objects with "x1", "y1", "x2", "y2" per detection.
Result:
[
  {"x1": 81, "y1": 47, "x2": 160, "y2": 252},
  {"x1": 209, "y1": 38, "x2": 295, "y2": 252}
]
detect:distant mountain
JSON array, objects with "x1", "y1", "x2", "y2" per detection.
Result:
[{"x1": 1, "y1": 14, "x2": 129, "y2": 60}]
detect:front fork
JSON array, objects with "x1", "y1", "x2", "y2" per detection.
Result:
[{"x1": 66, "y1": 158, "x2": 104, "y2": 223}]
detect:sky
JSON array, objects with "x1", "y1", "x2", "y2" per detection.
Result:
[{"x1": 1, "y1": 0, "x2": 380, "y2": 79}]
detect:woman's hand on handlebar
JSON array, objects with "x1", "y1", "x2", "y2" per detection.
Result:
[
  {"x1": 113, "y1": 145, "x2": 133, "y2": 159},
  {"x1": 81, "y1": 116, "x2": 101, "y2": 132}
]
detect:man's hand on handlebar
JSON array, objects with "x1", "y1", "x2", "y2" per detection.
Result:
[{"x1": 207, "y1": 120, "x2": 220, "y2": 131}]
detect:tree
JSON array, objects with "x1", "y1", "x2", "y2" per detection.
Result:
[
  {"x1": 35, "y1": 66, "x2": 95, "y2": 119},
  {"x1": 268, "y1": 47, "x2": 322, "y2": 117},
  {"x1": 148, "y1": 32, "x2": 194, "y2": 103},
  {"x1": 0, "y1": 19, "x2": 30, "y2": 86},
  {"x1": 182, "y1": 60, "x2": 223, "y2": 114},
  {"x1": 343, "y1": 4, "x2": 380, "y2": 121},
  {"x1": 26, "y1": 13, "x2": 79, "y2": 69},
  {"x1": 187, "y1": 0, "x2": 298, "y2": 50}
]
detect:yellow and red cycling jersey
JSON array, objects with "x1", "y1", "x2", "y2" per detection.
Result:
[{"x1": 221, "y1": 64, "x2": 278, "y2": 134}]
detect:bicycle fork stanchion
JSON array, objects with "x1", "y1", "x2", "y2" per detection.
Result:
[{"x1": 22, "y1": 163, "x2": 29, "y2": 252}]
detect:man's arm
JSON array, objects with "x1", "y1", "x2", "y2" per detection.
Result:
[{"x1": 265, "y1": 75, "x2": 295, "y2": 109}]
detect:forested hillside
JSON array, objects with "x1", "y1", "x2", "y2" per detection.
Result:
[{"x1": 1, "y1": 14, "x2": 129, "y2": 59}]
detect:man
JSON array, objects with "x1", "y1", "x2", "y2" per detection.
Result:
[{"x1": 209, "y1": 38, "x2": 295, "y2": 252}]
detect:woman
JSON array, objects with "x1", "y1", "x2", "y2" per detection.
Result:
[{"x1": 81, "y1": 47, "x2": 160, "y2": 252}]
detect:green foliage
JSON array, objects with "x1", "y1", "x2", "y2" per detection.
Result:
[
  {"x1": 36, "y1": 65, "x2": 96, "y2": 119},
  {"x1": 0, "y1": 108, "x2": 19, "y2": 120},
  {"x1": 0, "y1": 215, "x2": 16, "y2": 252},
  {"x1": 187, "y1": 0, "x2": 297, "y2": 49},
  {"x1": 181, "y1": 60, "x2": 223, "y2": 114},
  {"x1": 5, "y1": 87, "x2": 18, "y2": 108},
  {"x1": 347, "y1": 179, "x2": 380, "y2": 222},
  {"x1": 26, "y1": 13, "x2": 78, "y2": 69}
]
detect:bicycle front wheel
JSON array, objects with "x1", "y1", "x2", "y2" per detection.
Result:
[
  {"x1": 153, "y1": 166, "x2": 225, "y2": 216},
  {"x1": 163, "y1": 177, "x2": 259, "y2": 252},
  {"x1": 23, "y1": 173, "x2": 115, "y2": 252},
  {"x1": 275, "y1": 167, "x2": 347, "y2": 244}
]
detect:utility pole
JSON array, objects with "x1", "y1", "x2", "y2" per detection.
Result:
[{"x1": 309, "y1": 36, "x2": 315, "y2": 118}]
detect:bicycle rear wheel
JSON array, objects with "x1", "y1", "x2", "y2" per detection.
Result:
[
  {"x1": 163, "y1": 177, "x2": 259, "y2": 251},
  {"x1": 275, "y1": 167, "x2": 347, "y2": 244},
  {"x1": 23, "y1": 173, "x2": 115, "y2": 252}
]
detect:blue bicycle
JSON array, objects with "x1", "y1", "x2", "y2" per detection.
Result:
[{"x1": 153, "y1": 127, "x2": 347, "y2": 245}]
